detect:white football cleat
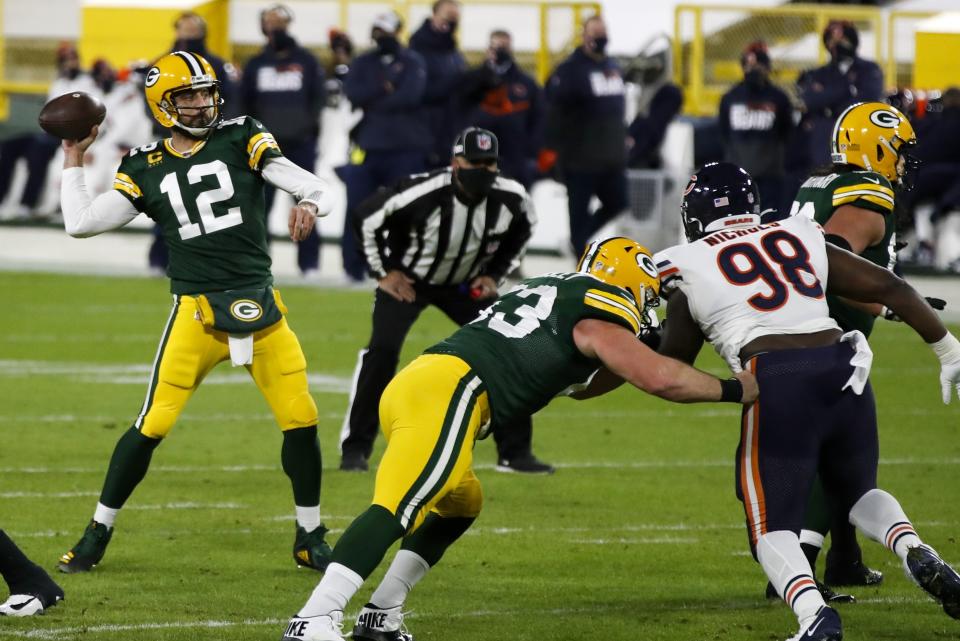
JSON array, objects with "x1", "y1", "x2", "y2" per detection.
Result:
[
  {"x1": 280, "y1": 610, "x2": 344, "y2": 641},
  {"x1": 353, "y1": 603, "x2": 414, "y2": 641},
  {"x1": 0, "y1": 594, "x2": 46, "y2": 617}
]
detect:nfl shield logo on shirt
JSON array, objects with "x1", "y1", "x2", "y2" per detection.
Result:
[{"x1": 477, "y1": 134, "x2": 492, "y2": 150}]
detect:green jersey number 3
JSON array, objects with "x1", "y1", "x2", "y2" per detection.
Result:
[
  {"x1": 160, "y1": 159, "x2": 243, "y2": 240},
  {"x1": 475, "y1": 284, "x2": 557, "y2": 338}
]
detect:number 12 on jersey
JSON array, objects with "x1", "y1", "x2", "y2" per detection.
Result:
[{"x1": 159, "y1": 159, "x2": 244, "y2": 240}]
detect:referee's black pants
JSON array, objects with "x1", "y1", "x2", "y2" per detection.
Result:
[{"x1": 340, "y1": 284, "x2": 534, "y2": 462}]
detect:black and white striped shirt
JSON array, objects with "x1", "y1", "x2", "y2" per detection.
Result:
[{"x1": 358, "y1": 168, "x2": 535, "y2": 285}]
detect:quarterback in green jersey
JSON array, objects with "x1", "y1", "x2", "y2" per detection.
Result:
[
  {"x1": 278, "y1": 238, "x2": 758, "y2": 641},
  {"x1": 56, "y1": 51, "x2": 335, "y2": 575}
]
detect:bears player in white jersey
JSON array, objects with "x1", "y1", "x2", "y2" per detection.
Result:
[{"x1": 655, "y1": 162, "x2": 960, "y2": 640}]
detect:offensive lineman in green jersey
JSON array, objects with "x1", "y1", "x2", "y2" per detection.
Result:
[
  {"x1": 56, "y1": 51, "x2": 335, "y2": 574},
  {"x1": 784, "y1": 102, "x2": 937, "y2": 595},
  {"x1": 278, "y1": 238, "x2": 758, "y2": 641}
]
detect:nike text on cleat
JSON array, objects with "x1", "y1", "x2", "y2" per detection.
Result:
[
  {"x1": 786, "y1": 606, "x2": 842, "y2": 641},
  {"x1": 353, "y1": 603, "x2": 414, "y2": 641},
  {"x1": 292, "y1": 524, "x2": 333, "y2": 572},
  {"x1": 280, "y1": 611, "x2": 344, "y2": 641},
  {"x1": 905, "y1": 544, "x2": 960, "y2": 619},
  {"x1": 57, "y1": 520, "x2": 112, "y2": 574}
]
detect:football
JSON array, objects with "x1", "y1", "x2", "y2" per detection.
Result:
[{"x1": 38, "y1": 91, "x2": 106, "y2": 140}]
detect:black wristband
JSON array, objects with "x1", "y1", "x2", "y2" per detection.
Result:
[{"x1": 719, "y1": 377, "x2": 743, "y2": 403}]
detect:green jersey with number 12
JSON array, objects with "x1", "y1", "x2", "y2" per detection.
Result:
[
  {"x1": 113, "y1": 116, "x2": 281, "y2": 295},
  {"x1": 425, "y1": 273, "x2": 645, "y2": 426}
]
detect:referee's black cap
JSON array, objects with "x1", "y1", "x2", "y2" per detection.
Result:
[{"x1": 452, "y1": 127, "x2": 499, "y2": 163}]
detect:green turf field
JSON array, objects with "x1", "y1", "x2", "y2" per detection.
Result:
[{"x1": 1, "y1": 272, "x2": 959, "y2": 641}]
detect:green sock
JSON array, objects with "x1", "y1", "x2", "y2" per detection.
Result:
[
  {"x1": 803, "y1": 476, "x2": 832, "y2": 536},
  {"x1": 99, "y1": 426, "x2": 162, "y2": 508},
  {"x1": 331, "y1": 505, "x2": 404, "y2": 579},
  {"x1": 282, "y1": 426, "x2": 321, "y2": 507},
  {"x1": 402, "y1": 513, "x2": 475, "y2": 566}
]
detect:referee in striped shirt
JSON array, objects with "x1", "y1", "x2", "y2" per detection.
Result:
[{"x1": 339, "y1": 127, "x2": 553, "y2": 474}]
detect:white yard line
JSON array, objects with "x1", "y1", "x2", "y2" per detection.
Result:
[
  {"x1": 570, "y1": 536, "x2": 699, "y2": 544},
  {"x1": 0, "y1": 360, "x2": 352, "y2": 392},
  {"x1": 5, "y1": 458, "x2": 960, "y2": 476},
  {"x1": 3, "y1": 595, "x2": 936, "y2": 639}
]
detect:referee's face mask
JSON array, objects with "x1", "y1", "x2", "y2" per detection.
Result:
[{"x1": 453, "y1": 157, "x2": 499, "y2": 201}]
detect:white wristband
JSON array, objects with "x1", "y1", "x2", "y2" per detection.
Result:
[{"x1": 931, "y1": 332, "x2": 960, "y2": 364}]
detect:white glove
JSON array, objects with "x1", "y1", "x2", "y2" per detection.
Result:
[{"x1": 930, "y1": 333, "x2": 960, "y2": 404}]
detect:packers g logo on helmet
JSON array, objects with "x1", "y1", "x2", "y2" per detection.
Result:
[
  {"x1": 144, "y1": 51, "x2": 223, "y2": 138},
  {"x1": 577, "y1": 237, "x2": 661, "y2": 324},
  {"x1": 831, "y1": 102, "x2": 917, "y2": 183}
]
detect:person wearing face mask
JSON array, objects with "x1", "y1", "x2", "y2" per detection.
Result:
[
  {"x1": 83, "y1": 60, "x2": 154, "y2": 197},
  {"x1": 0, "y1": 42, "x2": 99, "y2": 218},
  {"x1": 339, "y1": 127, "x2": 553, "y2": 476},
  {"x1": 338, "y1": 11, "x2": 431, "y2": 283},
  {"x1": 717, "y1": 42, "x2": 793, "y2": 217},
  {"x1": 544, "y1": 15, "x2": 629, "y2": 256},
  {"x1": 796, "y1": 21, "x2": 883, "y2": 171},
  {"x1": 460, "y1": 29, "x2": 544, "y2": 189},
  {"x1": 409, "y1": 0, "x2": 467, "y2": 168},
  {"x1": 170, "y1": 12, "x2": 238, "y2": 119},
  {"x1": 240, "y1": 4, "x2": 325, "y2": 277}
]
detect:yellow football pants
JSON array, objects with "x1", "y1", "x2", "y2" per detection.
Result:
[
  {"x1": 374, "y1": 354, "x2": 489, "y2": 533},
  {"x1": 134, "y1": 294, "x2": 318, "y2": 438}
]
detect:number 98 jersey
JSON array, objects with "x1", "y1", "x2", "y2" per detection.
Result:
[
  {"x1": 425, "y1": 273, "x2": 645, "y2": 427},
  {"x1": 113, "y1": 116, "x2": 282, "y2": 295},
  {"x1": 655, "y1": 215, "x2": 840, "y2": 370}
]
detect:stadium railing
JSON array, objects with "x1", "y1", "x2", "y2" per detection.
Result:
[{"x1": 673, "y1": 3, "x2": 883, "y2": 117}]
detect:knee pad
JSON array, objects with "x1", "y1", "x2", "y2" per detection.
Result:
[
  {"x1": 280, "y1": 389, "x2": 319, "y2": 430},
  {"x1": 434, "y1": 473, "x2": 484, "y2": 519}
]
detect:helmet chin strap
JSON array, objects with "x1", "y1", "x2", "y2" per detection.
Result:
[
  {"x1": 166, "y1": 103, "x2": 220, "y2": 138},
  {"x1": 172, "y1": 118, "x2": 216, "y2": 138}
]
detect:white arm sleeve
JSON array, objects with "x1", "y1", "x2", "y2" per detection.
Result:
[
  {"x1": 261, "y1": 156, "x2": 334, "y2": 217},
  {"x1": 61, "y1": 167, "x2": 139, "y2": 238}
]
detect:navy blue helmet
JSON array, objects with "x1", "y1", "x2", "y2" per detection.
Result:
[{"x1": 680, "y1": 162, "x2": 762, "y2": 242}]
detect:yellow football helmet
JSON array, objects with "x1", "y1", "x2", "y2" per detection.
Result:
[
  {"x1": 144, "y1": 51, "x2": 222, "y2": 137},
  {"x1": 577, "y1": 237, "x2": 661, "y2": 322},
  {"x1": 831, "y1": 102, "x2": 918, "y2": 184}
]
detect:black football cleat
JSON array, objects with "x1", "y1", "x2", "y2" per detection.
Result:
[
  {"x1": 0, "y1": 566, "x2": 64, "y2": 616},
  {"x1": 293, "y1": 524, "x2": 332, "y2": 572},
  {"x1": 905, "y1": 544, "x2": 960, "y2": 619},
  {"x1": 353, "y1": 603, "x2": 414, "y2": 641},
  {"x1": 57, "y1": 520, "x2": 112, "y2": 574},
  {"x1": 824, "y1": 560, "x2": 883, "y2": 587},
  {"x1": 339, "y1": 452, "x2": 369, "y2": 472},
  {"x1": 495, "y1": 454, "x2": 555, "y2": 475}
]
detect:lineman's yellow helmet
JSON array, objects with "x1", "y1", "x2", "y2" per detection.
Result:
[
  {"x1": 577, "y1": 237, "x2": 661, "y2": 324},
  {"x1": 831, "y1": 102, "x2": 918, "y2": 184},
  {"x1": 144, "y1": 51, "x2": 222, "y2": 137}
]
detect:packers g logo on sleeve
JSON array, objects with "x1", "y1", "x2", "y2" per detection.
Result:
[{"x1": 230, "y1": 300, "x2": 263, "y2": 322}]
